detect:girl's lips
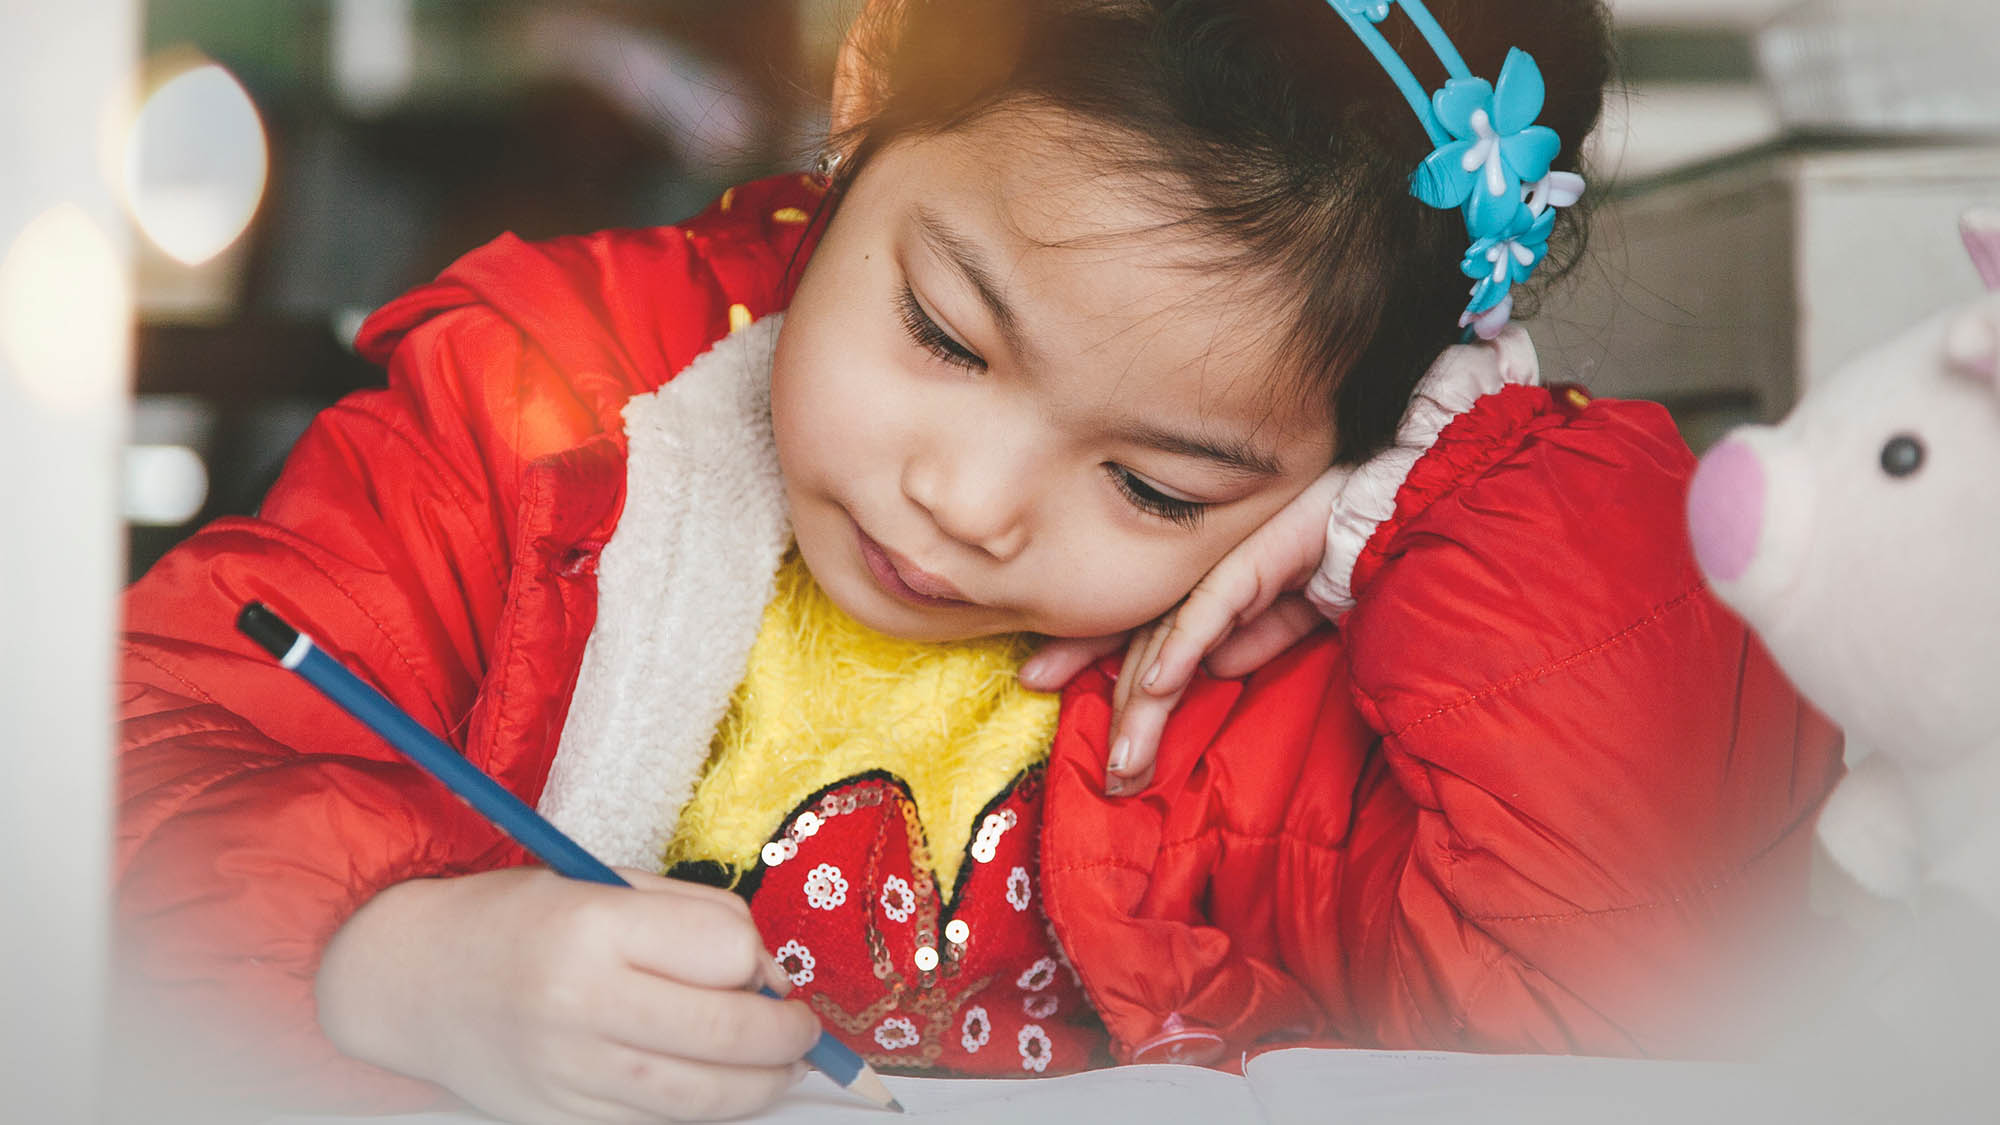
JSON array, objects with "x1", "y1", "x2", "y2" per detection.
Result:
[{"x1": 855, "y1": 526, "x2": 972, "y2": 608}]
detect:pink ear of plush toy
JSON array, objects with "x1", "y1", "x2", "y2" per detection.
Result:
[
  {"x1": 1963, "y1": 206, "x2": 2000, "y2": 292},
  {"x1": 1948, "y1": 209, "x2": 2000, "y2": 387}
]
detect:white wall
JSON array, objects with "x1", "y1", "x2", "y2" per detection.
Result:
[
  {"x1": 0, "y1": 1, "x2": 137, "y2": 1120},
  {"x1": 1607, "y1": 0, "x2": 1793, "y2": 26}
]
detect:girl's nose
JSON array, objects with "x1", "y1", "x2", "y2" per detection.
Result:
[{"x1": 902, "y1": 444, "x2": 1033, "y2": 562}]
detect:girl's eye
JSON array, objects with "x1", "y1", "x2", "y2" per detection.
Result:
[
  {"x1": 1107, "y1": 465, "x2": 1207, "y2": 530},
  {"x1": 897, "y1": 285, "x2": 986, "y2": 371}
]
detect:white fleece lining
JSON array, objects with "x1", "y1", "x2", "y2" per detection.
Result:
[
  {"x1": 539, "y1": 315, "x2": 793, "y2": 869},
  {"x1": 1306, "y1": 325, "x2": 1541, "y2": 619}
]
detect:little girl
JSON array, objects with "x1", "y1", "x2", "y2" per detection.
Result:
[{"x1": 111, "y1": 1, "x2": 1842, "y2": 1122}]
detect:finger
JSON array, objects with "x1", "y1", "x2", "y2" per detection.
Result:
[
  {"x1": 611, "y1": 895, "x2": 778, "y2": 992},
  {"x1": 619, "y1": 870, "x2": 753, "y2": 917},
  {"x1": 1106, "y1": 681, "x2": 1182, "y2": 796},
  {"x1": 586, "y1": 1042, "x2": 806, "y2": 1124},
  {"x1": 616, "y1": 871, "x2": 780, "y2": 991},
  {"x1": 1141, "y1": 563, "x2": 1275, "y2": 698},
  {"x1": 1205, "y1": 594, "x2": 1326, "y2": 679},
  {"x1": 1109, "y1": 623, "x2": 1161, "y2": 719},
  {"x1": 1019, "y1": 633, "x2": 1127, "y2": 692},
  {"x1": 598, "y1": 975, "x2": 821, "y2": 1067},
  {"x1": 1108, "y1": 624, "x2": 1178, "y2": 795}
]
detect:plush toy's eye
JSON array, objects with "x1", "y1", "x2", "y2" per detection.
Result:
[{"x1": 1879, "y1": 434, "x2": 1926, "y2": 478}]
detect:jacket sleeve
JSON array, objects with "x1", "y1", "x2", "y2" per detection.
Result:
[
  {"x1": 1043, "y1": 389, "x2": 1844, "y2": 1064},
  {"x1": 109, "y1": 216, "x2": 774, "y2": 1114},
  {"x1": 113, "y1": 312, "x2": 579, "y2": 1113}
]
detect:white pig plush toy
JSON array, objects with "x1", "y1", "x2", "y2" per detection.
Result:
[{"x1": 1686, "y1": 210, "x2": 2000, "y2": 912}]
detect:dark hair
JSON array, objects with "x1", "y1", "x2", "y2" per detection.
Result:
[{"x1": 830, "y1": 0, "x2": 1613, "y2": 464}]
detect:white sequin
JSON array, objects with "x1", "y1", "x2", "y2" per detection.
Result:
[
  {"x1": 774, "y1": 939, "x2": 816, "y2": 987},
  {"x1": 945, "y1": 918, "x2": 970, "y2": 944},
  {"x1": 1018, "y1": 1024, "x2": 1053, "y2": 1073},
  {"x1": 874, "y1": 1016, "x2": 920, "y2": 1051},
  {"x1": 879, "y1": 875, "x2": 916, "y2": 923},
  {"x1": 1006, "y1": 866, "x2": 1031, "y2": 911},
  {"x1": 914, "y1": 946, "x2": 940, "y2": 972},
  {"x1": 760, "y1": 841, "x2": 787, "y2": 867},
  {"x1": 961, "y1": 1006, "x2": 991, "y2": 1053},
  {"x1": 1017, "y1": 957, "x2": 1057, "y2": 992},
  {"x1": 803, "y1": 863, "x2": 849, "y2": 911}
]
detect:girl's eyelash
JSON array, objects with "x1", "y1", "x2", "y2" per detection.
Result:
[
  {"x1": 893, "y1": 283, "x2": 1201, "y2": 530},
  {"x1": 896, "y1": 285, "x2": 986, "y2": 370},
  {"x1": 1108, "y1": 465, "x2": 1207, "y2": 530}
]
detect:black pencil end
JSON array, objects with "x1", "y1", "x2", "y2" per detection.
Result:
[{"x1": 236, "y1": 601, "x2": 300, "y2": 662}]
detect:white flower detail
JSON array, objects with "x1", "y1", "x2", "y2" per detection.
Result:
[
  {"x1": 961, "y1": 1006, "x2": 991, "y2": 1053},
  {"x1": 1017, "y1": 957, "x2": 1058, "y2": 992},
  {"x1": 879, "y1": 875, "x2": 915, "y2": 923},
  {"x1": 1006, "y1": 866, "x2": 1031, "y2": 912},
  {"x1": 874, "y1": 1016, "x2": 920, "y2": 1051},
  {"x1": 1024, "y1": 992, "x2": 1059, "y2": 1020},
  {"x1": 1460, "y1": 108, "x2": 1509, "y2": 199},
  {"x1": 774, "y1": 940, "x2": 816, "y2": 987},
  {"x1": 1018, "y1": 1024, "x2": 1053, "y2": 1073},
  {"x1": 1526, "y1": 170, "x2": 1586, "y2": 218},
  {"x1": 803, "y1": 863, "x2": 849, "y2": 911}
]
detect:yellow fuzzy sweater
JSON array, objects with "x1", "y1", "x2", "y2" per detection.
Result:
[{"x1": 664, "y1": 553, "x2": 1060, "y2": 890}]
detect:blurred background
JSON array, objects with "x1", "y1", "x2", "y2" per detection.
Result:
[{"x1": 103, "y1": 0, "x2": 2000, "y2": 580}]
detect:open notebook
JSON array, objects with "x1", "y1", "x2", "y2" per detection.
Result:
[{"x1": 274, "y1": 1046, "x2": 1823, "y2": 1124}]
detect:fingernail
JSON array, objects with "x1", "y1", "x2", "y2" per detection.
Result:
[
  {"x1": 1142, "y1": 659, "x2": 1163, "y2": 691},
  {"x1": 1021, "y1": 654, "x2": 1051, "y2": 684},
  {"x1": 1107, "y1": 736, "x2": 1131, "y2": 775}
]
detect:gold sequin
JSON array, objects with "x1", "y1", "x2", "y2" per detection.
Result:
[
  {"x1": 729, "y1": 303, "x2": 754, "y2": 333},
  {"x1": 1565, "y1": 387, "x2": 1591, "y2": 410},
  {"x1": 772, "y1": 207, "x2": 811, "y2": 225},
  {"x1": 719, "y1": 187, "x2": 736, "y2": 212}
]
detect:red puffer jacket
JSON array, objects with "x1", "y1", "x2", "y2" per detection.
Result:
[{"x1": 112, "y1": 173, "x2": 1840, "y2": 1114}]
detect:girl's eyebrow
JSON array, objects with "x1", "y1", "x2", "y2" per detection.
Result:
[
  {"x1": 911, "y1": 203, "x2": 1281, "y2": 480},
  {"x1": 912, "y1": 204, "x2": 1031, "y2": 359},
  {"x1": 1114, "y1": 420, "x2": 1284, "y2": 478}
]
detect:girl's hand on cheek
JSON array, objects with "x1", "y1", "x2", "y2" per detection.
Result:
[
  {"x1": 316, "y1": 866, "x2": 817, "y2": 1124},
  {"x1": 1063, "y1": 468, "x2": 1346, "y2": 796}
]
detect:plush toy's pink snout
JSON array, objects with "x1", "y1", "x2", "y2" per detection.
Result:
[{"x1": 1687, "y1": 438, "x2": 1765, "y2": 584}]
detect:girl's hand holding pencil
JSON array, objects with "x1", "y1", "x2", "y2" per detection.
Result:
[
  {"x1": 316, "y1": 864, "x2": 820, "y2": 1124},
  {"x1": 237, "y1": 602, "x2": 900, "y2": 1120}
]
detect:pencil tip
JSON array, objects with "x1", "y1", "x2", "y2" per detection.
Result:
[{"x1": 845, "y1": 1065, "x2": 901, "y2": 1112}]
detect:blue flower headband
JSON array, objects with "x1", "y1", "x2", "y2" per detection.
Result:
[{"x1": 1328, "y1": 0, "x2": 1585, "y2": 339}]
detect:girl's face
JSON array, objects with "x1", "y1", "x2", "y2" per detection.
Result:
[{"x1": 771, "y1": 106, "x2": 1336, "y2": 643}]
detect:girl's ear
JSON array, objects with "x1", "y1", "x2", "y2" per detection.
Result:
[{"x1": 832, "y1": 0, "x2": 904, "y2": 136}]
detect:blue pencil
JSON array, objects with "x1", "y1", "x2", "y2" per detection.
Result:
[{"x1": 237, "y1": 601, "x2": 902, "y2": 1113}]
